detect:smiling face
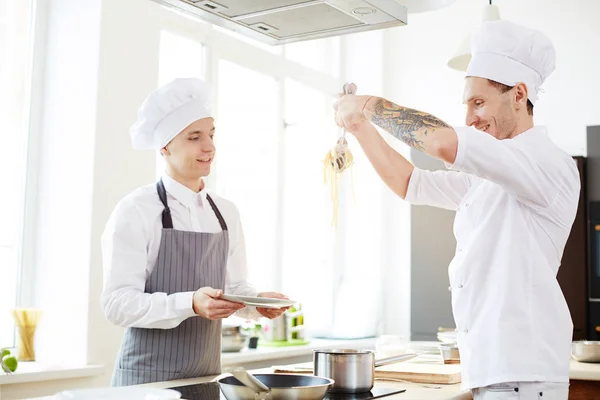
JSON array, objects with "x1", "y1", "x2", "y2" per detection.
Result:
[
  {"x1": 463, "y1": 77, "x2": 529, "y2": 140},
  {"x1": 161, "y1": 117, "x2": 216, "y2": 184}
]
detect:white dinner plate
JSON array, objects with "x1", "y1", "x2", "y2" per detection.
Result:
[
  {"x1": 221, "y1": 294, "x2": 295, "y2": 309},
  {"x1": 55, "y1": 387, "x2": 182, "y2": 400}
]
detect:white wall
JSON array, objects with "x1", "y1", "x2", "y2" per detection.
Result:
[{"x1": 384, "y1": 0, "x2": 600, "y2": 156}]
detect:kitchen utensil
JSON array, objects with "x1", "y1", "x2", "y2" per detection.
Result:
[
  {"x1": 263, "y1": 315, "x2": 287, "y2": 341},
  {"x1": 439, "y1": 343, "x2": 460, "y2": 364},
  {"x1": 222, "y1": 324, "x2": 242, "y2": 335},
  {"x1": 572, "y1": 340, "x2": 600, "y2": 363},
  {"x1": 221, "y1": 324, "x2": 248, "y2": 352},
  {"x1": 221, "y1": 334, "x2": 248, "y2": 352},
  {"x1": 273, "y1": 358, "x2": 461, "y2": 385},
  {"x1": 218, "y1": 370, "x2": 334, "y2": 400},
  {"x1": 229, "y1": 367, "x2": 271, "y2": 395},
  {"x1": 55, "y1": 387, "x2": 182, "y2": 400},
  {"x1": 221, "y1": 294, "x2": 295, "y2": 309},
  {"x1": 313, "y1": 349, "x2": 417, "y2": 393},
  {"x1": 339, "y1": 82, "x2": 357, "y2": 142}
]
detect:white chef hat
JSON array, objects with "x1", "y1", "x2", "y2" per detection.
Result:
[
  {"x1": 130, "y1": 77, "x2": 212, "y2": 150},
  {"x1": 466, "y1": 20, "x2": 556, "y2": 104}
]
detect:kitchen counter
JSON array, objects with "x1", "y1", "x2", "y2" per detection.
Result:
[
  {"x1": 134, "y1": 369, "x2": 472, "y2": 400},
  {"x1": 26, "y1": 347, "x2": 600, "y2": 399},
  {"x1": 568, "y1": 360, "x2": 600, "y2": 398},
  {"x1": 131, "y1": 355, "x2": 600, "y2": 400},
  {"x1": 570, "y1": 359, "x2": 600, "y2": 381}
]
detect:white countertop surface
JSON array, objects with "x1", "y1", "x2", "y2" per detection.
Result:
[
  {"x1": 23, "y1": 341, "x2": 600, "y2": 399},
  {"x1": 569, "y1": 359, "x2": 600, "y2": 381}
]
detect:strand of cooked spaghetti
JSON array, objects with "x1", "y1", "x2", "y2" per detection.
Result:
[{"x1": 323, "y1": 140, "x2": 354, "y2": 227}]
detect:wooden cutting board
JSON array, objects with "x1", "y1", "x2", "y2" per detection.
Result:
[
  {"x1": 375, "y1": 362, "x2": 461, "y2": 384},
  {"x1": 272, "y1": 358, "x2": 461, "y2": 385}
]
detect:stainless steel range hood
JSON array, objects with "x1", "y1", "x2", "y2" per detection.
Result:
[{"x1": 151, "y1": 0, "x2": 408, "y2": 45}]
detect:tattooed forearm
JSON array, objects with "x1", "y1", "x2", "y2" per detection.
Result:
[{"x1": 369, "y1": 98, "x2": 450, "y2": 152}]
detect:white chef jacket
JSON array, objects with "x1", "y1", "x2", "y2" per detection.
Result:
[
  {"x1": 101, "y1": 174, "x2": 260, "y2": 329},
  {"x1": 405, "y1": 126, "x2": 580, "y2": 390}
]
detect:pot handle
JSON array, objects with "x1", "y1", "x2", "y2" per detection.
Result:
[
  {"x1": 230, "y1": 366, "x2": 272, "y2": 398},
  {"x1": 374, "y1": 353, "x2": 418, "y2": 368}
]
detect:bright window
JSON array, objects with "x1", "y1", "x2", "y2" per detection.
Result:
[
  {"x1": 280, "y1": 78, "x2": 339, "y2": 332},
  {"x1": 156, "y1": 30, "x2": 205, "y2": 177},
  {"x1": 0, "y1": 0, "x2": 35, "y2": 347},
  {"x1": 215, "y1": 60, "x2": 280, "y2": 289}
]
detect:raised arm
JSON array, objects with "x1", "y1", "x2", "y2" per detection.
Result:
[
  {"x1": 336, "y1": 95, "x2": 571, "y2": 208},
  {"x1": 337, "y1": 95, "x2": 459, "y2": 164}
]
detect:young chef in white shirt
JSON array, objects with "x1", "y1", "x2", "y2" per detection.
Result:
[
  {"x1": 333, "y1": 20, "x2": 580, "y2": 400},
  {"x1": 101, "y1": 78, "x2": 289, "y2": 386}
]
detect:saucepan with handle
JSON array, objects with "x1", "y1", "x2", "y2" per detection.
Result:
[
  {"x1": 313, "y1": 349, "x2": 418, "y2": 393},
  {"x1": 218, "y1": 367, "x2": 334, "y2": 400}
]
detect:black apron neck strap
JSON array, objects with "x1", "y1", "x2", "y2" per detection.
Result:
[
  {"x1": 157, "y1": 179, "x2": 228, "y2": 232},
  {"x1": 156, "y1": 179, "x2": 174, "y2": 229},
  {"x1": 206, "y1": 194, "x2": 228, "y2": 231}
]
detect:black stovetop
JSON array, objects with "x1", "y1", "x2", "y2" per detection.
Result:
[{"x1": 168, "y1": 381, "x2": 406, "y2": 400}]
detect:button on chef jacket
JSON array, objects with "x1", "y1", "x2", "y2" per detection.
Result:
[
  {"x1": 405, "y1": 126, "x2": 580, "y2": 389},
  {"x1": 101, "y1": 174, "x2": 260, "y2": 329}
]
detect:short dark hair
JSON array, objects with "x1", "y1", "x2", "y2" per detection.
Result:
[{"x1": 487, "y1": 79, "x2": 534, "y2": 116}]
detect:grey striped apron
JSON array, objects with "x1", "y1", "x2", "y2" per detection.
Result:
[{"x1": 111, "y1": 179, "x2": 228, "y2": 386}]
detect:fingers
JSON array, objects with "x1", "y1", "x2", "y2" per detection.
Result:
[
  {"x1": 257, "y1": 306, "x2": 288, "y2": 319},
  {"x1": 212, "y1": 298, "x2": 245, "y2": 312},
  {"x1": 205, "y1": 310, "x2": 238, "y2": 320},
  {"x1": 257, "y1": 308, "x2": 275, "y2": 319},
  {"x1": 204, "y1": 301, "x2": 244, "y2": 320},
  {"x1": 343, "y1": 82, "x2": 357, "y2": 95},
  {"x1": 256, "y1": 293, "x2": 291, "y2": 318},
  {"x1": 333, "y1": 99, "x2": 344, "y2": 128},
  {"x1": 198, "y1": 295, "x2": 245, "y2": 320},
  {"x1": 197, "y1": 287, "x2": 223, "y2": 298}
]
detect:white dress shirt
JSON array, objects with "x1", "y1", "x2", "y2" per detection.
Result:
[
  {"x1": 405, "y1": 126, "x2": 580, "y2": 390},
  {"x1": 101, "y1": 174, "x2": 259, "y2": 329}
]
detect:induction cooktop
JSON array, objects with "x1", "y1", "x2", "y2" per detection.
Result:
[{"x1": 168, "y1": 381, "x2": 406, "y2": 400}]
